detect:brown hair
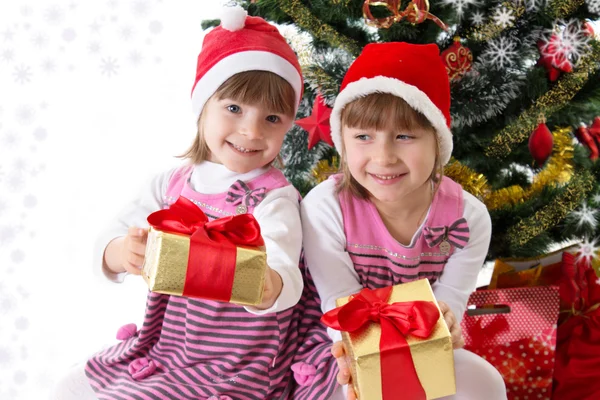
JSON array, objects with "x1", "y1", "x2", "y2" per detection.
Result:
[
  {"x1": 180, "y1": 70, "x2": 296, "y2": 164},
  {"x1": 337, "y1": 93, "x2": 444, "y2": 199}
]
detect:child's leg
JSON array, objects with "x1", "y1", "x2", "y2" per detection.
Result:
[
  {"x1": 439, "y1": 348, "x2": 507, "y2": 400},
  {"x1": 51, "y1": 363, "x2": 97, "y2": 400}
]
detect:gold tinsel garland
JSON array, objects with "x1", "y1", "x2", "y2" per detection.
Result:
[
  {"x1": 467, "y1": 2, "x2": 525, "y2": 42},
  {"x1": 445, "y1": 128, "x2": 574, "y2": 210},
  {"x1": 312, "y1": 156, "x2": 339, "y2": 183},
  {"x1": 276, "y1": 0, "x2": 361, "y2": 56},
  {"x1": 485, "y1": 45, "x2": 600, "y2": 159},
  {"x1": 547, "y1": 0, "x2": 586, "y2": 19},
  {"x1": 507, "y1": 169, "x2": 595, "y2": 247}
]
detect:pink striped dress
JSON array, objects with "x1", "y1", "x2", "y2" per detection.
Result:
[
  {"x1": 86, "y1": 166, "x2": 307, "y2": 400},
  {"x1": 290, "y1": 176, "x2": 470, "y2": 399}
]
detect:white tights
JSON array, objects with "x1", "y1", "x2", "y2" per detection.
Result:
[{"x1": 50, "y1": 363, "x2": 97, "y2": 400}]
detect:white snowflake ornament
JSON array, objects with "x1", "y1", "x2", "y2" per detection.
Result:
[
  {"x1": 577, "y1": 237, "x2": 600, "y2": 266},
  {"x1": 492, "y1": 6, "x2": 515, "y2": 29},
  {"x1": 571, "y1": 203, "x2": 599, "y2": 230},
  {"x1": 221, "y1": 5, "x2": 247, "y2": 32},
  {"x1": 587, "y1": 0, "x2": 600, "y2": 14}
]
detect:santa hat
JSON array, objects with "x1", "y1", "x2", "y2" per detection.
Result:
[
  {"x1": 330, "y1": 42, "x2": 453, "y2": 165},
  {"x1": 191, "y1": 6, "x2": 303, "y2": 119}
]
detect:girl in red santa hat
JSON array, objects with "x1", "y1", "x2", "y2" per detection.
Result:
[
  {"x1": 292, "y1": 42, "x2": 508, "y2": 400},
  {"x1": 52, "y1": 6, "x2": 309, "y2": 400}
]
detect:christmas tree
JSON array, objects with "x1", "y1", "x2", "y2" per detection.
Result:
[{"x1": 206, "y1": 0, "x2": 600, "y2": 261}]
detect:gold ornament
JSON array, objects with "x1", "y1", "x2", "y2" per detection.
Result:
[{"x1": 362, "y1": 0, "x2": 448, "y2": 30}]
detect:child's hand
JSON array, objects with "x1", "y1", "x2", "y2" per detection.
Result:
[
  {"x1": 255, "y1": 266, "x2": 283, "y2": 310},
  {"x1": 332, "y1": 341, "x2": 357, "y2": 400},
  {"x1": 120, "y1": 227, "x2": 148, "y2": 275},
  {"x1": 438, "y1": 301, "x2": 465, "y2": 349}
]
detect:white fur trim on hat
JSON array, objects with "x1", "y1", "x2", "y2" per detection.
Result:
[
  {"x1": 191, "y1": 50, "x2": 303, "y2": 118},
  {"x1": 330, "y1": 76, "x2": 453, "y2": 165},
  {"x1": 220, "y1": 5, "x2": 247, "y2": 32}
]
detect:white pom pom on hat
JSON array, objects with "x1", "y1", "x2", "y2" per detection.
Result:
[{"x1": 220, "y1": 5, "x2": 247, "y2": 32}]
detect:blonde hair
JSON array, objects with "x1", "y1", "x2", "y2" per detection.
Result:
[
  {"x1": 180, "y1": 70, "x2": 296, "y2": 164},
  {"x1": 337, "y1": 93, "x2": 444, "y2": 199}
]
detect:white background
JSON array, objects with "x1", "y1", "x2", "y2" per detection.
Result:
[
  {"x1": 0, "y1": 1, "x2": 223, "y2": 398},
  {"x1": 2, "y1": 1, "x2": 596, "y2": 398}
]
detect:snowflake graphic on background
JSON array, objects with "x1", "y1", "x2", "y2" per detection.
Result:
[
  {"x1": 40, "y1": 59, "x2": 55, "y2": 73},
  {"x1": 100, "y1": 57, "x2": 119, "y2": 77},
  {"x1": 2, "y1": 29, "x2": 15, "y2": 42},
  {"x1": 43, "y1": 5, "x2": 65, "y2": 26},
  {"x1": 470, "y1": 10, "x2": 485, "y2": 26},
  {"x1": 593, "y1": 192, "x2": 600, "y2": 205},
  {"x1": 576, "y1": 237, "x2": 600, "y2": 266},
  {"x1": 492, "y1": 6, "x2": 515, "y2": 28},
  {"x1": 88, "y1": 41, "x2": 101, "y2": 54},
  {"x1": 129, "y1": 50, "x2": 143, "y2": 66},
  {"x1": 587, "y1": 0, "x2": 600, "y2": 14},
  {"x1": 1, "y1": 49, "x2": 15, "y2": 63},
  {"x1": 540, "y1": 19, "x2": 592, "y2": 67},
  {"x1": 16, "y1": 105, "x2": 36, "y2": 125},
  {"x1": 570, "y1": 203, "x2": 599, "y2": 229},
  {"x1": 441, "y1": 0, "x2": 480, "y2": 20},
  {"x1": 481, "y1": 37, "x2": 518, "y2": 68},
  {"x1": 13, "y1": 65, "x2": 32, "y2": 84},
  {"x1": 131, "y1": 0, "x2": 151, "y2": 17},
  {"x1": 31, "y1": 33, "x2": 48, "y2": 48}
]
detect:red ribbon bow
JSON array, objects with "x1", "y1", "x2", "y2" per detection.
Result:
[
  {"x1": 321, "y1": 286, "x2": 440, "y2": 400},
  {"x1": 147, "y1": 197, "x2": 264, "y2": 301}
]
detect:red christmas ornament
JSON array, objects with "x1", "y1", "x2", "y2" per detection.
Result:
[
  {"x1": 441, "y1": 37, "x2": 473, "y2": 82},
  {"x1": 583, "y1": 21, "x2": 596, "y2": 37},
  {"x1": 574, "y1": 123, "x2": 599, "y2": 161},
  {"x1": 295, "y1": 94, "x2": 333, "y2": 150},
  {"x1": 537, "y1": 35, "x2": 573, "y2": 82},
  {"x1": 588, "y1": 116, "x2": 600, "y2": 139},
  {"x1": 528, "y1": 118, "x2": 554, "y2": 165}
]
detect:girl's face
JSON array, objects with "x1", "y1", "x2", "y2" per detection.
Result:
[
  {"x1": 342, "y1": 124, "x2": 437, "y2": 204},
  {"x1": 202, "y1": 96, "x2": 294, "y2": 173}
]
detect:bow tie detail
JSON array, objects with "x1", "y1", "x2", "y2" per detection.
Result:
[
  {"x1": 423, "y1": 217, "x2": 470, "y2": 250},
  {"x1": 226, "y1": 180, "x2": 267, "y2": 208}
]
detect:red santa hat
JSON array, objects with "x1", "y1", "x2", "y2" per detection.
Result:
[
  {"x1": 191, "y1": 6, "x2": 303, "y2": 119},
  {"x1": 330, "y1": 42, "x2": 453, "y2": 165}
]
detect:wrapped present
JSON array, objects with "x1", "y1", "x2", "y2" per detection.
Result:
[
  {"x1": 488, "y1": 245, "x2": 574, "y2": 290},
  {"x1": 461, "y1": 285, "x2": 560, "y2": 400},
  {"x1": 142, "y1": 196, "x2": 266, "y2": 306},
  {"x1": 553, "y1": 252, "x2": 600, "y2": 400},
  {"x1": 321, "y1": 279, "x2": 455, "y2": 400}
]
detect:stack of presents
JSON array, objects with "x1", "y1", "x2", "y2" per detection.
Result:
[{"x1": 140, "y1": 197, "x2": 599, "y2": 399}]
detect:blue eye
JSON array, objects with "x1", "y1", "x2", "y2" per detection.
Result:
[
  {"x1": 266, "y1": 115, "x2": 280, "y2": 123},
  {"x1": 227, "y1": 105, "x2": 241, "y2": 113},
  {"x1": 356, "y1": 134, "x2": 370, "y2": 141},
  {"x1": 397, "y1": 134, "x2": 413, "y2": 140}
]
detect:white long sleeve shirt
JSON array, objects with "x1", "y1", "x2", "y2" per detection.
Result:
[
  {"x1": 301, "y1": 178, "x2": 492, "y2": 342},
  {"x1": 95, "y1": 161, "x2": 303, "y2": 315}
]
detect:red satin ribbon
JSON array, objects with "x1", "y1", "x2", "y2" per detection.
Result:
[
  {"x1": 147, "y1": 197, "x2": 264, "y2": 301},
  {"x1": 321, "y1": 286, "x2": 440, "y2": 400}
]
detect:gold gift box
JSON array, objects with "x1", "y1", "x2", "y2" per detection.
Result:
[
  {"x1": 336, "y1": 279, "x2": 456, "y2": 400},
  {"x1": 142, "y1": 227, "x2": 266, "y2": 306}
]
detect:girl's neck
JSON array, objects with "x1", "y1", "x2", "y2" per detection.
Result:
[{"x1": 371, "y1": 181, "x2": 433, "y2": 245}]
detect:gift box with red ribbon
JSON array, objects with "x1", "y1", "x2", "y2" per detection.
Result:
[
  {"x1": 141, "y1": 196, "x2": 266, "y2": 306},
  {"x1": 321, "y1": 279, "x2": 456, "y2": 400},
  {"x1": 461, "y1": 285, "x2": 560, "y2": 400}
]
